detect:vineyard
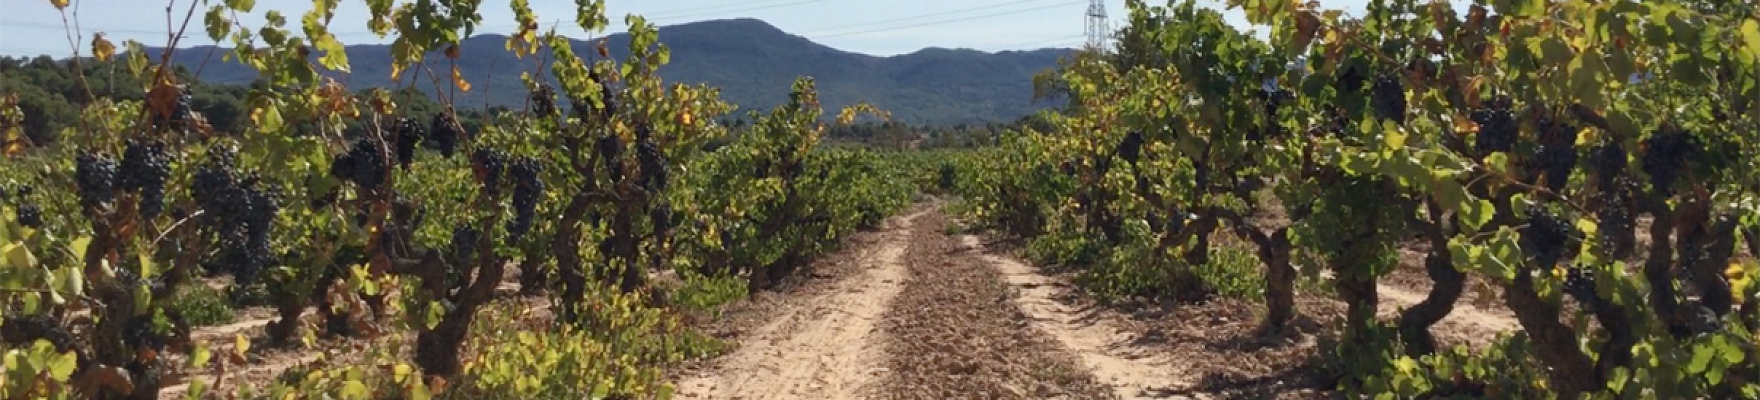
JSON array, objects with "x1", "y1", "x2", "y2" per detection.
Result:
[
  {"x1": 948, "y1": 0, "x2": 1760, "y2": 398},
  {"x1": 1, "y1": 0, "x2": 1758, "y2": 399}
]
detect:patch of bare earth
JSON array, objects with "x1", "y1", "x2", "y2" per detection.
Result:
[
  {"x1": 671, "y1": 206, "x2": 934, "y2": 399},
  {"x1": 1375, "y1": 247, "x2": 1521, "y2": 347},
  {"x1": 969, "y1": 236, "x2": 1343, "y2": 400},
  {"x1": 872, "y1": 212, "x2": 1114, "y2": 400},
  {"x1": 159, "y1": 280, "x2": 528, "y2": 399}
]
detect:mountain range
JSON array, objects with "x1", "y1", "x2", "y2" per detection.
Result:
[{"x1": 147, "y1": 18, "x2": 1075, "y2": 125}]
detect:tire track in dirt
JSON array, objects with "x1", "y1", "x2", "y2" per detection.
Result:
[
  {"x1": 874, "y1": 212, "x2": 1114, "y2": 399},
  {"x1": 674, "y1": 209, "x2": 931, "y2": 399},
  {"x1": 959, "y1": 235, "x2": 1188, "y2": 399}
]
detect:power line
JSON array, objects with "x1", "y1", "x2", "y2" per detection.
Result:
[
  {"x1": 800, "y1": 0, "x2": 1056, "y2": 34},
  {"x1": 645, "y1": 0, "x2": 827, "y2": 20},
  {"x1": 809, "y1": 1, "x2": 1083, "y2": 40},
  {"x1": 994, "y1": 34, "x2": 1086, "y2": 50}
]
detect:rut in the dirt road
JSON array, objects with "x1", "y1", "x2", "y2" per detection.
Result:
[
  {"x1": 873, "y1": 212, "x2": 1115, "y2": 399},
  {"x1": 959, "y1": 235, "x2": 1186, "y2": 400},
  {"x1": 675, "y1": 208, "x2": 931, "y2": 399}
]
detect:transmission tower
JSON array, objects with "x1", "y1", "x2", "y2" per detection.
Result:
[{"x1": 1085, "y1": 0, "x2": 1110, "y2": 51}]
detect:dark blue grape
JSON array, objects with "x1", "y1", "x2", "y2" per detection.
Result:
[
  {"x1": 17, "y1": 204, "x2": 42, "y2": 228},
  {"x1": 1370, "y1": 72, "x2": 1406, "y2": 123},
  {"x1": 1471, "y1": 96, "x2": 1516, "y2": 154},
  {"x1": 75, "y1": 151, "x2": 119, "y2": 210},
  {"x1": 120, "y1": 139, "x2": 172, "y2": 218}
]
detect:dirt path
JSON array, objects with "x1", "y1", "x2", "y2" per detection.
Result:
[
  {"x1": 674, "y1": 208, "x2": 932, "y2": 399},
  {"x1": 874, "y1": 213, "x2": 1113, "y2": 399},
  {"x1": 1371, "y1": 248, "x2": 1521, "y2": 338},
  {"x1": 959, "y1": 235, "x2": 1185, "y2": 399},
  {"x1": 1373, "y1": 281, "x2": 1519, "y2": 333}
]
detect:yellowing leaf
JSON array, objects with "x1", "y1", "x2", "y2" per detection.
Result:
[
  {"x1": 234, "y1": 333, "x2": 252, "y2": 358},
  {"x1": 92, "y1": 34, "x2": 116, "y2": 62},
  {"x1": 452, "y1": 65, "x2": 472, "y2": 92},
  {"x1": 252, "y1": 104, "x2": 284, "y2": 133},
  {"x1": 189, "y1": 342, "x2": 212, "y2": 369},
  {"x1": 5, "y1": 242, "x2": 36, "y2": 268}
]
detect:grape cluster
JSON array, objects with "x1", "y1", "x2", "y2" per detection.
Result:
[
  {"x1": 450, "y1": 225, "x2": 479, "y2": 263},
  {"x1": 1520, "y1": 209, "x2": 1574, "y2": 268},
  {"x1": 191, "y1": 148, "x2": 240, "y2": 223},
  {"x1": 1470, "y1": 96, "x2": 1516, "y2": 154},
  {"x1": 428, "y1": 113, "x2": 463, "y2": 157},
  {"x1": 597, "y1": 73, "x2": 620, "y2": 117},
  {"x1": 1562, "y1": 267, "x2": 1600, "y2": 310},
  {"x1": 1261, "y1": 88, "x2": 1296, "y2": 117},
  {"x1": 1333, "y1": 65, "x2": 1366, "y2": 94},
  {"x1": 505, "y1": 156, "x2": 544, "y2": 239},
  {"x1": 1596, "y1": 177, "x2": 1638, "y2": 259},
  {"x1": 569, "y1": 75, "x2": 622, "y2": 121},
  {"x1": 1311, "y1": 106, "x2": 1352, "y2": 138},
  {"x1": 471, "y1": 148, "x2": 508, "y2": 195},
  {"x1": 16, "y1": 204, "x2": 42, "y2": 228},
  {"x1": 1369, "y1": 72, "x2": 1406, "y2": 123},
  {"x1": 153, "y1": 87, "x2": 194, "y2": 131},
  {"x1": 393, "y1": 117, "x2": 425, "y2": 169},
  {"x1": 1588, "y1": 143, "x2": 1627, "y2": 187},
  {"x1": 309, "y1": 188, "x2": 339, "y2": 211},
  {"x1": 530, "y1": 84, "x2": 557, "y2": 116},
  {"x1": 1115, "y1": 130, "x2": 1144, "y2": 164},
  {"x1": 754, "y1": 159, "x2": 772, "y2": 179},
  {"x1": 1640, "y1": 128, "x2": 1698, "y2": 196},
  {"x1": 636, "y1": 137, "x2": 668, "y2": 191},
  {"x1": 1255, "y1": 89, "x2": 1296, "y2": 140},
  {"x1": 122, "y1": 311, "x2": 170, "y2": 351},
  {"x1": 1532, "y1": 117, "x2": 1578, "y2": 192},
  {"x1": 75, "y1": 151, "x2": 119, "y2": 211},
  {"x1": 120, "y1": 139, "x2": 172, "y2": 218},
  {"x1": 0, "y1": 315, "x2": 77, "y2": 351},
  {"x1": 330, "y1": 138, "x2": 388, "y2": 189},
  {"x1": 596, "y1": 134, "x2": 624, "y2": 182},
  {"x1": 191, "y1": 149, "x2": 280, "y2": 285}
]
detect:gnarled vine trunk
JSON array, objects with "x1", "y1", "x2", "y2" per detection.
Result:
[
  {"x1": 1504, "y1": 272, "x2": 1598, "y2": 396},
  {"x1": 413, "y1": 250, "x2": 506, "y2": 377},
  {"x1": 1258, "y1": 229, "x2": 1297, "y2": 331},
  {"x1": 1395, "y1": 200, "x2": 1459, "y2": 356}
]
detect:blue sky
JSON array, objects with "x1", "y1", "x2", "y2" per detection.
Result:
[{"x1": 0, "y1": 0, "x2": 1371, "y2": 58}]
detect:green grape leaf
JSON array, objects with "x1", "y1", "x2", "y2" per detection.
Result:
[
  {"x1": 1742, "y1": 19, "x2": 1760, "y2": 64},
  {"x1": 408, "y1": 383, "x2": 432, "y2": 400},
  {"x1": 253, "y1": 103, "x2": 284, "y2": 133},
  {"x1": 341, "y1": 380, "x2": 370, "y2": 399},
  {"x1": 47, "y1": 347, "x2": 77, "y2": 380},
  {"x1": 1688, "y1": 343, "x2": 1714, "y2": 373},
  {"x1": 4, "y1": 243, "x2": 35, "y2": 268},
  {"x1": 316, "y1": 35, "x2": 349, "y2": 72},
  {"x1": 205, "y1": 6, "x2": 233, "y2": 42}
]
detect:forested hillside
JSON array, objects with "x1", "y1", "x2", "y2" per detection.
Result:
[{"x1": 137, "y1": 18, "x2": 1068, "y2": 125}]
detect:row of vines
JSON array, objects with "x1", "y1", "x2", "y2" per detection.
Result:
[
  {"x1": 0, "y1": 0, "x2": 925, "y2": 398},
  {"x1": 950, "y1": 0, "x2": 1759, "y2": 398}
]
